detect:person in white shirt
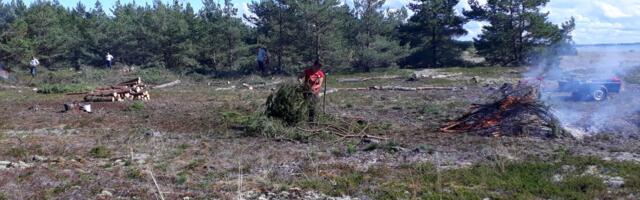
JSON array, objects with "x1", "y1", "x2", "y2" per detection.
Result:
[
  {"x1": 106, "y1": 52, "x2": 114, "y2": 69},
  {"x1": 30, "y1": 57, "x2": 39, "y2": 77}
]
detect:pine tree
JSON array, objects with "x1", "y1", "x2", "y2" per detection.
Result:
[
  {"x1": 464, "y1": 0, "x2": 575, "y2": 66},
  {"x1": 22, "y1": 1, "x2": 76, "y2": 69},
  {"x1": 401, "y1": 0, "x2": 467, "y2": 68},
  {"x1": 294, "y1": 0, "x2": 347, "y2": 65},
  {"x1": 82, "y1": 0, "x2": 110, "y2": 67},
  {"x1": 248, "y1": 0, "x2": 351, "y2": 72},
  {"x1": 351, "y1": 0, "x2": 409, "y2": 71},
  {"x1": 246, "y1": 0, "x2": 298, "y2": 73}
]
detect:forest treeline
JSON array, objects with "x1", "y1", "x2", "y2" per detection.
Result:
[{"x1": 0, "y1": 0, "x2": 575, "y2": 75}]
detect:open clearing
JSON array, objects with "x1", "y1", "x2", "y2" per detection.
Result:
[{"x1": 1, "y1": 64, "x2": 640, "y2": 199}]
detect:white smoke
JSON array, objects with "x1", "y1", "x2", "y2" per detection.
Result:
[{"x1": 528, "y1": 44, "x2": 640, "y2": 138}]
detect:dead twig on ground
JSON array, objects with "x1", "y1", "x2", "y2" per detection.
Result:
[
  {"x1": 146, "y1": 168, "x2": 165, "y2": 200},
  {"x1": 298, "y1": 123, "x2": 389, "y2": 140},
  {"x1": 322, "y1": 85, "x2": 458, "y2": 96},
  {"x1": 337, "y1": 75, "x2": 402, "y2": 83}
]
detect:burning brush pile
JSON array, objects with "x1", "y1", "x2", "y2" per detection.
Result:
[
  {"x1": 83, "y1": 77, "x2": 150, "y2": 102},
  {"x1": 442, "y1": 82, "x2": 568, "y2": 138}
]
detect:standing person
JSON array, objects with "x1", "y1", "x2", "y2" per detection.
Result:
[
  {"x1": 256, "y1": 47, "x2": 268, "y2": 75},
  {"x1": 0, "y1": 62, "x2": 8, "y2": 80},
  {"x1": 298, "y1": 60, "x2": 325, "y2": 122},
  {"x1": 29, "y1": 57, "x2": 39, "y2": 78},
  {"x1": 106, "y1": 52, "x2": 114, "y2": 69}
]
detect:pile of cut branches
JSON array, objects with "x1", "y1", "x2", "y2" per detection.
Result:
[
  {"x1": 265, "y1": 83, "x2": 309, "y2": 125},
  {"x1": 442, "y1": 82, "x2": 567, "y2": 138}
]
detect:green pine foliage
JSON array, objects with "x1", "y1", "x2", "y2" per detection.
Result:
[
  {"x1": 400, "y1": 0, "x2": 468, "y2": 68},
  {"x1": 265, "y1": 83, "x2": 310, "y2": 125},
  {"x1": 351, "y1": 0, "x2": 409, "y2": 72},
  {"x1": 0, "y1": 0, "x2": 576, "y2": 74},
  {"x1": 464, "y1": 0, "x2": 576, "y2": 67}
]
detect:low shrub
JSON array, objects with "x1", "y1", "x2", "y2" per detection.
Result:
[
  {"x1": 127, "y1": 101, "x2": 145, "y2": 111},
  {"x1": 89, "y1": 146, "x2": 111, "y2": 158}
]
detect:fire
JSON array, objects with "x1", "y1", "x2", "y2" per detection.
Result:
[
  {"x1": 482, "y1": 118, "x2": 499, "y2": 128},
  {"x1": 441, "y1": 83, "x2": 561, "y2": 138},
  {"x1": 500, "y1": 96, "x2": 518, "y2": 110}
]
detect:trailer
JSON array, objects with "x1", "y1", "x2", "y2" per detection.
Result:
[{"x1": 557, "y1": 76, "x2": 622, "y2": 101}]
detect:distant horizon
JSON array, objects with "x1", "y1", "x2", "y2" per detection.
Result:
[{"x1": 575, "y1": 42, "x2": 640, "y2": 46}]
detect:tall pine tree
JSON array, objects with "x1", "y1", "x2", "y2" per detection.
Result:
[
  {"x1": 351, "y1": 0, "x2": 408, "y2": 71},
  {"x1": 400, "y1": 0, "x2": 467, "y2": 68},
  {"x1": 464, "y1": 0, "x2": 575, "y2": 67}
]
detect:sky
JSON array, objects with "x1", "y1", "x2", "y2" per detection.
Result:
[{"x1": 17, "y1": 0, "x2": 640, "y2": 45}]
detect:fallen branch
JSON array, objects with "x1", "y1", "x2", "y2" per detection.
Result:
[
  {"x1": 297, "y1": 125, "x2": 389, "y2": 140},
  {"x1": 214, "y1": 86, "x2": 236, "y2": 91},
  {"x1": 337, "y1": 75, "x2": 402, "y2": 83},
  {"x1": 152, "y1": 80, "x2": 181, "y2": 89},
  {"x1": 242, "y1": 81, "x2": 284, "y2": 90},
  {"x1": 217, "y1": 80, "x2": 284, "y2": 91},
  {"x1": 147, "y1": 169, "x2": 166, "y2": 200},
  {"x1": 334, "y1": 132, "x2": 389, "y2": 140},
  {"x1": 322, "y1": 85, "x2": 458, "y2": 96},
  {"x1": 0, "y1": 84, "x2": 37, "y2": 91}
]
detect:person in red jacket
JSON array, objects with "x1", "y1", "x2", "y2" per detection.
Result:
[{"x1": 299, "y1": 60, "x2": 325, "y2": 121}]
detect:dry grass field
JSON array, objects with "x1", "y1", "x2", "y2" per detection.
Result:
[{"x1": 1, "y1": 48, "x2": 640, "y2": 199}]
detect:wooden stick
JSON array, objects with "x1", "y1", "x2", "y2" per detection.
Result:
[
  {"x1": 152, "y1": 80, "x2": 180, "y2": 89},
  {"x1": 334, "y1": 132, "x2": 389, "y2": 140},
  {"x1": 298, "y1": 126, "x2": 388, "y2": 140},
  {"x1": 95, "y1": 85, "x2": 130, "y2": 90},
  {"x1": 147, "y1": 169, "x2": 165, "y2": 200},
  {"x1": 84, "y1": 96, "x2": 115, "y2": 102},
  {"x1": 337, "y1": 75, "x2": 401, "y2": 83},
  {"x1": 118, "y1": 77, "x2": 142, "y2": 86},
  {"x1": 322, "y1": 85, "x2": 457, "y2": 96}
]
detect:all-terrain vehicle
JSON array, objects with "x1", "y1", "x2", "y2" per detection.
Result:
[{"x1": 557, "y1": 76, "x2": 622, "y2": 101}]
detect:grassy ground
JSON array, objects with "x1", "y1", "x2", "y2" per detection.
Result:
[{"x1": 0, "y1": 66, "x2": 639, "y2": 199}]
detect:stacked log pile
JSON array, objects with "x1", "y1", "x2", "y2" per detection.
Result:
[{"x1": 84, "y1": 77, "x2": 151, "y2": 102}]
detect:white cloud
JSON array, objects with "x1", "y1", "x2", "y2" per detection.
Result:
[
  {"x1": 544, "y1": 0, "x2": 640, "y2": 44},
  {"x1": 595, "y1": 2, "x2": 632, "y2": 18}
]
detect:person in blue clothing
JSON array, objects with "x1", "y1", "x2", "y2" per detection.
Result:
[
  {"x1": 256, "y1": 47, "x2": 269, "y2": 75},
  {"x1": 0, "y1": 62, "x2": 8, "y2": 80}
]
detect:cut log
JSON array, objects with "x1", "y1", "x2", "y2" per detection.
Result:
[
  {"x1": 152, "y1": 80, "x2": 180, "y2": 89},
  {"x1": 81, "y1": 77, "x2": 150, "y2": 103},
  {"x1": 131, "y1": 91, "x2": 149, "y2": 96},
  {"x1": 132, "y1": 86, "x2": 143, "y2": 93},
  {"x1": 95, "y1": 85, "x2": 130, "y2": 90},
  {"x1": 90, "y1": 89, "x2": 130, "y2": 96},
  {"x1": 84, "y1": 95, "x2": 115, "y2": 102},
  {"x1": 64, "y1": 102, "x2": 79, "y2": 112},
  {"x1": 118, "y1": 77, "x2": 142, "y2": 86}
]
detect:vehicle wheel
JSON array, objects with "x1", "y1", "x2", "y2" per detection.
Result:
[{"x1": 591, "y1": 86, "x2": 608, "y2": 101}]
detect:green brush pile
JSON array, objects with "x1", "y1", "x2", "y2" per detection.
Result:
[{"x1": 265, "y1": 83, "x2": 310, "y2": 125}]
